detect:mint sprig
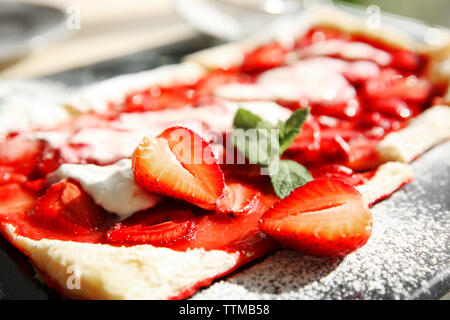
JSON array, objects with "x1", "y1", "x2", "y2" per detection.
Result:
[{"x1": 232, "y1": 107, "x2": 313, "y2": 199}]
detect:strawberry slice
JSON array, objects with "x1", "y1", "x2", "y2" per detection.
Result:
[
  {"x1": 133, "y1": 126, "x2": 225, "y2": 210},
  {"x1": 123, "y1": 84, "x2": 194, "y2": 112},
  {"x1": 34, "y1": 180, "x2": 107, "y2": 235},
  {"x1": 0, "y1": 183, "x2": 36, "y2": 214},
  {"x1": 216, "y1": 180, "x2": 261, "y2": 216},
  {"x1": 369, "y1": 98, "x2": 420, "y2": 120},
  {"x1": 363, "y1": 69, "x2": 432, "y2": 103},
  {"x1": 0, "y1": 167, "x2": 28, "y2": 185},
  {"x1": 193, "y1": 69, "x2": 252, "y2": 99},
  {"x1": 310, "y1": 164, "x2": 369, "y2": 186},
  {"x1": 390, "y1": 49, "x2": 421, "y2": 72},
  {"x1": 241, "y1": 42, "x2": 287, "y2": 73},
  {"x1": 106, "y1": 206, "x2": 195, "y2": 245},
  {"x1": 0, "y1": 136, "x2": 44, "y2": 176},
  {"x1": 259, "y1": 179, "x2": 373, "y2": 258}
]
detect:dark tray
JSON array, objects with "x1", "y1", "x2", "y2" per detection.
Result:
[{"x1": 0, "y1": 35, "x2": 448, "y2": 300}]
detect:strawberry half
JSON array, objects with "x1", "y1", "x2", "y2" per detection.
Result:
[
  {"x1": 34, "y1": 180, "x2": 107, "y2": 235},
  {"x1": 216, "y1": 180, "x2": 262, "y2": 216},
  {"x1": 106, "y1": 206, "x2": 195, "y2": 245},
  {"x1": 133, "y1": 126, "x2": 225, "y2": 210},
  {"x1": 0, "y1": 183, "x2": 36, "y2": 214},
  {"x1": 362, "y1": 69, "x2": 432, "y2": 103},
  {"x1": 241, "y1": 42, "x2": 287, "y2": 72},
  {"x1": 0, "y1": 136, "x2": 43, "y2": 176},
  {"x1": 259, "y1": 179, "x2": 373, "y2": 258}
]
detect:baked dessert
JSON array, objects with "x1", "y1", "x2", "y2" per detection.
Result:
[{"x1": 0, "y1": 7, "x2": 449, "y2": 300}]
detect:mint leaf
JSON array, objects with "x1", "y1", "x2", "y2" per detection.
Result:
[
  {"x1": 233, "y1": 108, "x2": 273, "y2": 131},
  {"x1": 279, "y1": 107, "x2": 310, "y2": 155},
  {"x1": 232, "y1": 107, "x2": 279, "y2": 166},
  {"x1": 232, "y1": 107, "x2": 313, "y2": 198},
  {"x1": 268, "y1": 160, "x2": 313, "y2": 198},
  {"x1": 232, "y1": 125, "x2": 279, "y2": 166}
]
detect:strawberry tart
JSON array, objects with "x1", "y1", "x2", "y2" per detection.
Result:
[{"x1": 0, "y1": 7, "x2": 449, "y2": 299}]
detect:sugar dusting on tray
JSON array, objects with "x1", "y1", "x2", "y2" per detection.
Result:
[{"x1": 193, "y1": 141, "x2": 450, "y2": 300}]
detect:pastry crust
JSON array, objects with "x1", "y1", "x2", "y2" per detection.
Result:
[
  {"x1": 1, "y1": 223, "x2": 239, "y2": 300},
  {"x1": 356, "y1": 162, "x2": 413, "y2": 206},
  {"x1": 377, "y1": 105, "x2": 450, "y2": 163}
]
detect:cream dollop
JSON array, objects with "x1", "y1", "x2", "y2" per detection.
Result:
[{"x1": 49, "y1": 159, "x2": 160, "y2": 220}]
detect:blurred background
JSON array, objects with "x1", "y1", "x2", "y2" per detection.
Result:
[{"x1": 0, "y1": 0, "x2": 449, "y2": 79}]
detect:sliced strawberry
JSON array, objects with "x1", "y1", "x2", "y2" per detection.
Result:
[
  {"x1": 241, "y1": 42, "x2": 287, "y2": 73},
  {"x1": 288, "y1": 118, "x2": 321, "y2": 152},
  {"x1": 123, "y1": 84, "x2": 194, "y2": 112},
  {"x1": 0, "y1": 167, "x2": 28, "y2": 185},
  {"x1": 173, "y1": 193, "x2": 279, "y2": 252},
  {"x1": 310, "y1": 164, "x2": 369, "y2": 186},
  {"x1": 369, "y1": 98, "x2": 420, "y2": 120},
  {"x1": 363, "y1": 69, "x2": 432, "y2": 103},
  {"x1": 34, "y1": 180, "x2": 107, "y2": 235},
  {"x1": 259, "y1": 179, "x2": 373, "y2": 258},
  {"x1": 0, "y1": 136, "x2": 43, "y2": 176},
  {"x1": 390, "y1": 49, "x2": 421, "y2": 72},
  {"x1": 360, "y1": 111, "x2": 397, "y2": 133},
  {"x1": 106, "y1": 206, "x2": 195, "y2": 245},
  {"x1": 193, "y1": 69, "x2": 252, "y2": 99},
  {"x1": 0, "y1": 183, "x2": 36, "y2": 214},
  {"x1": 133, "y1": 126, "x2": 225, "y2": 210},
  {"x1": 345, "y1": 138, "x2": 384, "y2": 171},
  {"x1": 295, "y1": 27, "x2": 348, "y2": 49},
  {"x1": 216, "y1": 180, "x2": 261, "y2": 216}
]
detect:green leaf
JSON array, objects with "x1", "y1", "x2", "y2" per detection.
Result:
[
  {"x1": 268, "y1": 160, "x2": 313, "y2": 198},
  {"x1": 232, "y1": 107, "x2": 313, "y2": 198},
  {"x1": 278, "y1": 107, "x2": 310, "y2": 155},
  {"x1": 233, "y1": 107, "x2": 273, "y2": 131},
  {"x1": 232, "y1": 107, "x2": 279, "y2": 166},
  {"x1": 232, "y1": 125, "x2": 279, "y2": 166}
]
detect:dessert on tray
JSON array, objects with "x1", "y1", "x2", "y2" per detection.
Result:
[{"x1": 0, "y1": 7, "x2": 449, "y2": 299}]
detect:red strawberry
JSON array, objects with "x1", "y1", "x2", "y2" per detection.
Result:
[
  {"x1": 241, "y1": 42, "x2": 287, "y2": 72},
  {"x1": 345, "y1": 138, "x2": 384, "y2": 171},
  {"x1": 106, "y1": 205, "x2": 195, "y2": 245},
  {"x1": 0, "y1": 183, "x2": 36, "y2": 214},
  {"x1": 390, "y1": 49, "x2": 421, "y2": 72},
  {"x1": 123, "y1": 84, "x2": 194, "y2": 112},
  {"x1": 369, "y1": 98, "x2": 420, "y2": 120},
  {"x1": 0, "y1": 136, "x2": 43, "y2": 176},
  {"x1": 34, "y1": 180, "x2": 107, "y2": 235},
  {"x1": 363, "y1": 69, "x2": 432, "y2": 103},
  {"x1": 310, "y1": 164, "x2": 369, "y2": 186},
  {"x1": 193, "y1": 70, "x2": 252, "y2": 99},
  {"x1": 216, "y1": 180, "x2": 261, "y2": 216},
  {"x1": 173, "y1": 193, "x2": 279, "y2": 252},
  {"x1": 259, "y1": 179, "x2": 373, "y2": 258},
  {"x1": 0, "y1": 167, "x2": 28, "y2": 185},
  {"x1": 133, "y1": 126, "x2": 225, "y2": 210}
]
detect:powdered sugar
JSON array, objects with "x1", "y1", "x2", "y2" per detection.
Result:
[{"x1": 193, "y1": 141, "x2": 450, "y2": 299}]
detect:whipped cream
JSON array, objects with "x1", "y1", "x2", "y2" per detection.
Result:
[
  {"x1": 50, "y1": 159, "x2": 160, "y2": 219},
  {"x1": 214, "y1": 57, "x2": 378, "y2": 104},
  {"x1": 294, "y1": 39, "x2": 392, "y2": 66},
  {"x1": 68, "y1": 128, "x2": 145, "y2": 164},
  {"x1": 0, "y1": 102, "x2": 71, "y2": 136}
]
